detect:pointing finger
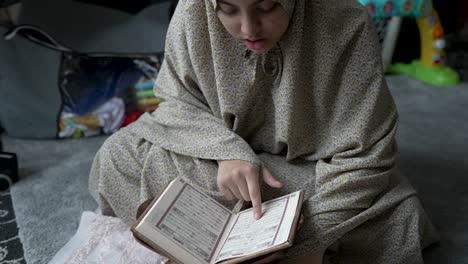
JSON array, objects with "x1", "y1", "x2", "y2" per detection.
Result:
[{"x1": 246, "y1": 173, "x2": 262, "y2": 220}]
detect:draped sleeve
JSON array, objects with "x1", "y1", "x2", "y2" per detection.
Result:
[
  {"x1": 293, "y1": 4, "x2": 407, "y2": 252},
  {"x1": 133, "y1": 0, "x2": 262, "y2": 166}
]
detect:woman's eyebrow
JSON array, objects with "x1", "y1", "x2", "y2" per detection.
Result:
[
  {"x1": 218, "y1": 0, "x2": 267, "y2": 7},
  {"x1": 217, "y1": 0, "x2": 236, "y2": 7},
  {"x1": 252, "y1": 0, "x2": 267, "y2": 6}
]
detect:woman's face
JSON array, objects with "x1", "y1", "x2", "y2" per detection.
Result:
[{"x1": 216, "y1": 0, "x2": 290, "y2": 54}]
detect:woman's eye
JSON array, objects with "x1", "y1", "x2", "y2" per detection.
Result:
[
  {"x1": 218, "y1": 4, "x2": 238, "y2": 15},
  {"x1": 257, "y1": 2, "x2": 277, "y2": 13}
]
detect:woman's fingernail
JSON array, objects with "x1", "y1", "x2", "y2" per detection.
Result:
[{"x1": 254, "y1": 212, "x2": 260, "y2": 220}]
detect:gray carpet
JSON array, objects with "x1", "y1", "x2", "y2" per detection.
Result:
[
  {"x1": 2, "y1": 75, "x2": 468, "y2": 264},
  {"x1": 388, "y1": 76, "x2": 468, "y2": 263},
  {"x1": 3, "y1": 136, "x2": 106, "y2": 264}
]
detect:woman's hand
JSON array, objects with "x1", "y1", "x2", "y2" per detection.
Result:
[{"x1": 217, "y1": 160, "x2": 283, "y2": 220}]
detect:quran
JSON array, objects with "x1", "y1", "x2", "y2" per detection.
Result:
[{"x1": 131, "y1": 177, "x2": 304, "y2": 264}]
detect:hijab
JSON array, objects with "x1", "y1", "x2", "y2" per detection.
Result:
[
  {"x1": 135, "y1": 0, "x2": 397, "y2": 173},
  {"x1": 129, "y1": 1, "x2": 418, "y2": 254}
]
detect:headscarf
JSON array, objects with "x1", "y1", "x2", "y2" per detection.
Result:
[{"x1": 137, "y1": 0, "x2": 394, "y2": 163}]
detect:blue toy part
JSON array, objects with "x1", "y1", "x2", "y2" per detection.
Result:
[
  {"x1": 135, "y1": 81, "x2": 155, "y2": 90},
  {"x1": 358, "y1": 0, "x2": 433, "y2": 18}
]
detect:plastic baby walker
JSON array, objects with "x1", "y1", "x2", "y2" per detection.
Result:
[{"x1": 358, "y1": 0, "x2": 460, "y2": 86}]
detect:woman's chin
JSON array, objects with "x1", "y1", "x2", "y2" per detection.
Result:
[{"x1": 250, "y1": 48, "x2": 269, "y2": 54}]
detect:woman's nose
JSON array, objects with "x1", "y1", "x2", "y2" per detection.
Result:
[{"x1": 240, "y1": 14, "x2": 260, "y2": 38}]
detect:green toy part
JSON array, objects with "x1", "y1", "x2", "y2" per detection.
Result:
[{"x1": 387, "y1": 61, "x2": 460, "y2": 86}]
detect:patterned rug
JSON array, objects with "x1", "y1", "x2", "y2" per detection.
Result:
[{"x1": 0, "y1": 190, "x2": 26, "y2": 264}]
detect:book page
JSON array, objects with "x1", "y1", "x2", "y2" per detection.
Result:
[
  {"x1": 156, "y1": 183, "x2": 232, "y2": 263},
  {"x1": 215, "y1": 193, "x2": 298, "y2": 262}
]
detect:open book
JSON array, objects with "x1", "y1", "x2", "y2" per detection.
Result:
[{"x1": 131, "y1": 177, "x2": 304, "y2": 264}]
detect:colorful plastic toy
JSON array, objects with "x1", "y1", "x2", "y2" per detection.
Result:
[{"x1": 359, "y1": 0, "x2": 460, "y2": 86}]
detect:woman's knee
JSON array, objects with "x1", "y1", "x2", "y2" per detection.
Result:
[{"x1": 89, "y1": 128, "x2": 147, "y2": 199}]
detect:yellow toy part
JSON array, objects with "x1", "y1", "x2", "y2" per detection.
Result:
[{"x1": 417, "y1": 9, "x2": 445, "y2": 68}]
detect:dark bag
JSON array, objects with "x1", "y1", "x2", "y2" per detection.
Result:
[{"x1": 0, "y1": 23, "x2": 163, "y2": 138}]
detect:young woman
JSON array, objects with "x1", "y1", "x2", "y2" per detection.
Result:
[{"x1": 89, "y1": 0, "x2": 439, "y2": 262}]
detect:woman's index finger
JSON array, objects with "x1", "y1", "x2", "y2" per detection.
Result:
[{"x1": 246, "y1": 175, "x2": 262, "y2": 220}]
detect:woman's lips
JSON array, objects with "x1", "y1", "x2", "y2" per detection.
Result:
[{"x1": 244, "y1": 39, "x2": 266, "y2": 50}]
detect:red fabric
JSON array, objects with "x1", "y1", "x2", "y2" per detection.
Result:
[{"x1": 122, "y1": 111, "x2": 144, "y2": 127}]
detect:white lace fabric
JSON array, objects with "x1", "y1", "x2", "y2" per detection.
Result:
[{"x1": 49, "y1": 211, "x2": 168, "y2": 264}]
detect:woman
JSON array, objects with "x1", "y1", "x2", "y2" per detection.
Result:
[{"x1": 89, "y1": 0, "x2": 439, "y2": 262}]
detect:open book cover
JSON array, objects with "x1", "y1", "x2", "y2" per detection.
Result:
[{"x1": 131, "y1": 177, "x2": 304, "y2": 264}]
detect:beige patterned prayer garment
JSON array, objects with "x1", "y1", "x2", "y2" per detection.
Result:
[{"x1": 89, "y1": 0, "x2": 439, "y2": 262}]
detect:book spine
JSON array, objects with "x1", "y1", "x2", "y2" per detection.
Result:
[{"x1": 132, "y1": 228, "x2": 185, "y2": 264}]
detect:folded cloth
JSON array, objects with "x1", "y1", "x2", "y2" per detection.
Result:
[{"x1": 59, "y1": 97, "x2": 125, "y2": 138}]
